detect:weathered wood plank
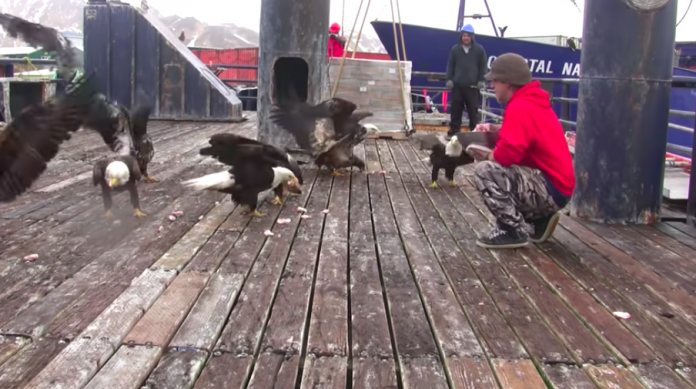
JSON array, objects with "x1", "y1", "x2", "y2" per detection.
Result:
[
  {"x1": 0, "y1": 338, "x2": 67, "y2": 389},
  {"x1": 635, "y1": 363, "x2": 695, "y2": 389},
  {"x1": 307, "y1": 175, "x2": 350, "y2": 357},
  {"x1": 408, "y1": 143, "x2": 570, "y2": 363},
  {"x1": 259, "y1": 173, "x2": 332, "y2": 354},
  {"x1": 169, "y1": 273, "x2": 244, "y2": 350},
  {"x1": 447, "y1": 357, "x2": 498, "y2": 389},
  {"x1": 215, "y1": 170, "x2": 319, "y2": 355},
  {"x1": 384, "y1": 141, "x2": 484, "y2": 359},
  {"x1": 453, "y1": 175, "x2": 613, "y2": 365},
  {"x1": 245, "y1": 354, "x2": 300, "y2": 389},
  {"x1": 192, "y1": 352, "x2": 251, "y2": 389},
  {"x1": 491, "y1": 359, "x2": 547, "y2": 389},
  {"x1": 364, "y1": 140, "x2": 382, "y2": 173},
  {"x1": 124, "y1": 272, "x2": 209, "y2": 348},
  {"x1": 349, "y1": 171, "x2": 394, "y2": 359},
  {"x1": 150, "y1": 200, "x2": 235, "y2": 271},
  {"x1": 81, "y1": 269, "x2": 177, "y2": 349},
  {"x1": 551, "y1": 223, "x2": 696, "y2": 366},
  {"x1": 183, "y1": 229, "x2": 239, "y2": 273},
  {"x1": 300, "y1": 355, "x2": 348, "y2": 389},
  {"x1": 654, "y1": 222, "x2": 696, "y2": 251},
  {"x1": 144, "y1": 348, "x2": 209, "y2": 389},
  {"x1": 632, "y1": 224, "x2": 696, "y2": 263},
  {"x1": 542, "y1": 364, "x2": 599, "y2": 389},
  {"x1": 584, "y1": 365, "x2": 644, "y2": 389},
  {"x1": 520, "y1": 244, "x2": 654, "y2": 364},
  {"x1": 400, "y1": 356, "x2": 449, "y2": 389},
  {"x1": 352, "y1": 358, "x2": 399, "y2": 389},
  {"x1": 0, "y1": 165, "x2": 219, "y2": 336},
  {"x1": 366, "y1": 144, "x2": 440, "y2": 360},
  {"x1": 401, "y1": 141, "x2": 527, "y2": 360},
  {"x1": 83, "y1": 345, "x2": 162, "y2": 389},
  {"x1": 0, "y1": 335, "x2": 29, "y2": 367},
  {"x1": 23, "y1": 337, "x2": 114, "y2": 389}
]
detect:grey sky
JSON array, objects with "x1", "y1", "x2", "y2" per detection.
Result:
[{"x1": 126, "y1": 0, "x2": 696, "y2": 41}]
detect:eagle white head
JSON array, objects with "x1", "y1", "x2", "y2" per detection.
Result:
[
  {"x1": 445, "y1": 136, "x2": 462, "y2": 157},
  {"x1": 105, "y1": 161, "x2": 130, "y2": 188},
  {"x1": 272, "y1": 167, "x2": 302, "y2": 194}
]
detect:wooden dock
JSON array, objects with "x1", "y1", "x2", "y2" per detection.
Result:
[{"x1": 1, "y1": 113, "x2": 696, "y2": 389}]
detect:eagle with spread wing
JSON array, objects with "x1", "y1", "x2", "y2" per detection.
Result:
[
  {"x1": 183, "y1": 133, "x2": 303, "y2": 217},
  {"x1": 83, "y1": 101, "x2": 156, "y2": 183},
  {"x1": 269, "y1": 97, "x2": 378, "y2": 176},
  {"x1": 0, "y1": 12, "x2": 81, "y2": 82},
  {"x1": 0, "y1": 75, "x2": 111, "y2": 202}
]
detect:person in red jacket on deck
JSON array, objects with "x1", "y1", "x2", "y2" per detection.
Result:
[
  {"x1": 467, "y1": 53, "x2": 575, "y2": 249},
  {"x1": 327, "y1": 22, "x2": 347, "y2": 58}
]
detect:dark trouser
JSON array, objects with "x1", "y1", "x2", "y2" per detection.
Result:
[
  {"x1": 473, "y1": 161, "x2": 561, "y2": 230},
  {"x1": 449, "y1": 85, "x2": 480, "y2": 135}
]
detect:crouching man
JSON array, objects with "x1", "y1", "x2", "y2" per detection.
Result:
[{"x1": 469, "y1": 53, "x2": 575, "y2": 248}]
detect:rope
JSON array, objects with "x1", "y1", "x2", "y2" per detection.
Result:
[
  {"x1": 331, "y1": 0, "x2": 365, "y2": 97},
  {"x1": 389, "y1": 0, "x2": 410, "y2": 131},
  {"x1": 351, "y1": 0, "x2": 372, "y2": 58},
  {"x1": 22, "y1": 56, "x2": 38, "y2": 72},
  {"x1": 395, "y1": 0, "x2": 407, "y2": 61}
]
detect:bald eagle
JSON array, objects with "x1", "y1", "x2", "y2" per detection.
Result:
[
  {"x1": 83, "y1": 101, "x2": 156, "y2": 183},
  {"x1": 413, "y1": 133, "x2": 474, "y2": 188},
  {"x1": 0, "y1": 74, "x2": 111, "y2": 203},
  {"x1": 182, "y1": 133, "x2": 303, "y2": 217},
  {"x1": 93, "y1": 155, "x2": 145, "y2": 218},
  {"x1": 269, "y1": 96, "x2": 378, "y2": 176},
  {"x1": 0, "y1": 12, "x2": 81, "y2": 82}
]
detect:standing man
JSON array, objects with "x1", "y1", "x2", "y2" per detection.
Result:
[
  {"x1": 328, "y1": 22, "x2": 347, "y2": 58},
  {"x1": 445, "y1": 24, "x2": 487, "y2": 138}
]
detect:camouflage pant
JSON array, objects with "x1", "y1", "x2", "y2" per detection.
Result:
[{"x1": 473, "y1": 161, "x2": 560, "y2": 229}]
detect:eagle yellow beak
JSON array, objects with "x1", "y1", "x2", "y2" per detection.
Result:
[
  {"x1": 286, "y1": 177, "x2": 302, "y2": 194},
  {"x1": 108, "y1": 178, "x2": 119, "y2": 187}
]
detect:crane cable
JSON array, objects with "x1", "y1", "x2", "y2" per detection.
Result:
[
  {"x1": 332, "y1": 0, "x2": 411, "y2": 133},
  {"x1": 331, "y1": 0, "x2": 366, "y2": 97},
  {"x1": 389, "y1": 0, "x2": 411, "y2": 131}
]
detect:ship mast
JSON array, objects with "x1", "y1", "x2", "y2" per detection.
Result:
[{"x1": 456, "y1": 0, "x2": 500, "y2": 37}]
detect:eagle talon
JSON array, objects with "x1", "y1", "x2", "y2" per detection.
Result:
[
  {"x1": 133, "y1": 209, "x2": 147, "y2": 218},
  {"x1": 449, "y1": 181, "x2": 458, "y2": 187},
  {"x1": 103, "y1": 210, "x2": 114, "y2": 219},
  {"x1": 251, "y1": 210, "x2": 266, "y2": 217},
  {"x1": 271, "y1": 196, "x2": 283, "y2": 205},
  {"x1": 144, "y1": 176, "x2": 159, "y2": 183},
  {"x1": 428, "y1": 181, "x2": 439, "y2": 189},
  {"x1": 331, "y1": 170, "x2": 344, "y2": 177}
]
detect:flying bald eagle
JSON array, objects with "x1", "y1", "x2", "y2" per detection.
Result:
[
  {"x1": 413, "y1": 133, "x2": 474, "y2": 188},
  {"x1": 0, "y1": 74, "x2": 111, "y2": 203},
  {"x1": 0, "y1": 12, "x2": 81, "y2": 82},
  {"x1": 182, "y1": 133, "x2": 303, "y2": 217},
  {"x1": 93, "y1": 155, "x2": 145, "y2": 218},
  {"x1": 269, "y1": 97, "x2": 379, "y2": 176},
  {"x1": 83, "y1": 102, "x2": 156, "y2": 183}
]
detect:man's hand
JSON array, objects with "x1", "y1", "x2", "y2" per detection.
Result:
[
  {"x1": 445, "y1": 80, "x2": 453, "y2": 90},
  {"x1": 477, "y1": 81, "x2": 485, "y2": 90},
  {"x1": 474, "y1": 123, "x2": 501, "y2": 132},
  {"x1": 466, "y1": 147, "x2": 491, "y2": 161}
]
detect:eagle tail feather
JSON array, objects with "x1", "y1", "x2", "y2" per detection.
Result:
[{"x1": 182, "y1": 170, "x2": 234, "y2": 191}]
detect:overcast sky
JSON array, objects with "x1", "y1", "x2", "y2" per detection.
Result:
[{"x1": 127, "y1": 0, "x2": 696, "y2": 41}]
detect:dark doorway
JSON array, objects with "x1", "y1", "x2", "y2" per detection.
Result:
[
  {"x1": 272, "y1": 57, "x2": 308, "y2": 105},
  {"x1": 9, "y1": 82, "x2": 44, "y2": 120}
]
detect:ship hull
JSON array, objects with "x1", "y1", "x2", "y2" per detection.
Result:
[{"x1": 371, "y1": 21, "x2": 694, "y2": 158}]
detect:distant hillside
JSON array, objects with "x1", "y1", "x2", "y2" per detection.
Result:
[{"x1": 0, "y1": 0, "x2": 387, "y2": 52}]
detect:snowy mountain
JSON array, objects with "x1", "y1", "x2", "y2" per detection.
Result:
[{"x1": 0, "y1": 0, "x2": 387, "y2": 52}]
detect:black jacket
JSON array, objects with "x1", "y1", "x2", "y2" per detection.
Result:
[{"x1": 445, "y1": 33, "x2": 487, "y2": 87}]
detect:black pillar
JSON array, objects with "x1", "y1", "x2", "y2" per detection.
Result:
[
  {"x1": 570, "y1": 0, "x2": 678, "y2": 224},
  {"x1": 257, "y1": 0, "x2": 330, "y2": 149}
]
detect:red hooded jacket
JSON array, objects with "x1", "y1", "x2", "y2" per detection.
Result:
[
  {"x1": 327, "y1": 22, "x2": 345, "y2": 58},
  {"x1": 492, "y1": 80, "x2": 575, "y2": 197}
]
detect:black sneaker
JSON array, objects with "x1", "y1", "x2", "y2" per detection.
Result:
[
  {"x1": 528, "y1": 212, "x2": 561, "y2": 243},
  {"x1": 476, "y1": 225, "x2": 528, "y2": 249}
]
